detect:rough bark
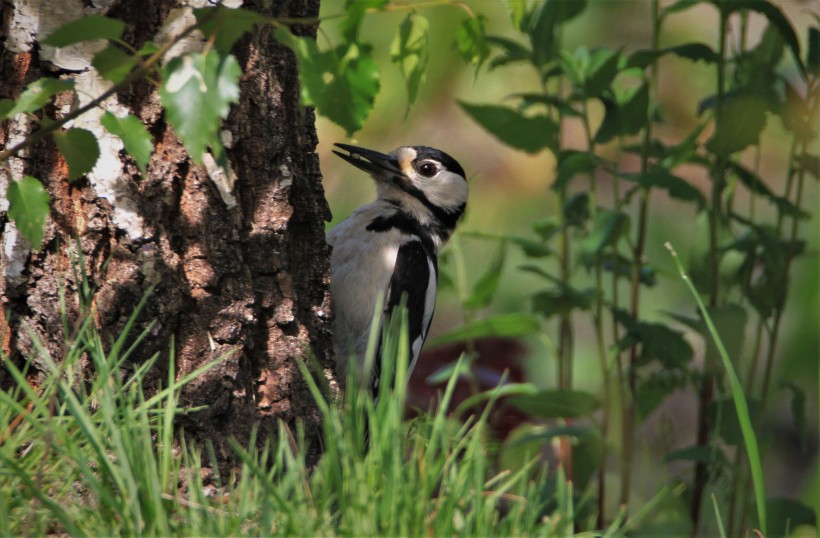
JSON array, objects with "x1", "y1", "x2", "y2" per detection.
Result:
[{"x1": 0, "y1": 0, "x2": 334, "y2": 466}]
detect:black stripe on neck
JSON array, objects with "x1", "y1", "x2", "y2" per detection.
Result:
[{"x1": 399, "y1": 183, "x2": 465, "y2": 232}]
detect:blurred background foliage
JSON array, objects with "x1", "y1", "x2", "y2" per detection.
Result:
[{"x1": 316, "y1": 0, "x2": 818, "y2": 533}]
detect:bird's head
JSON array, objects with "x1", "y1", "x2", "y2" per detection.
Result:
[{"x1": 333, "y1": 143, "x2": 468, "y2": 228}]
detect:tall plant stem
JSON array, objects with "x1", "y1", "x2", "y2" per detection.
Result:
[
  {"x1": 621, "y1": 0, "x2": 660, "y2": 510},
  {"x1": 582, "y1": 100, "x2": 611, "y2": 529},
  {"x1": 691, "y1": 9, "x2": 729, "y2": 532}
]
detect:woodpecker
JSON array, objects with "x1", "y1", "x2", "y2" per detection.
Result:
[{"x1": 328, "y1": 143, "x2": 468, "y2": 395}]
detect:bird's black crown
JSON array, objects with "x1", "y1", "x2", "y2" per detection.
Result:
[{"x1": 411, "y1": 146, "x2": 466, "y2": 180}]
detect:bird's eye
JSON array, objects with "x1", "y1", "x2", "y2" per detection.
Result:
[{"x1": 416, "y1": 161, "x2": 438, "y2": 178}]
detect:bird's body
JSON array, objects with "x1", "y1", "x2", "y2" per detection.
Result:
[{"x1": 328, "y1": 144, "x2": 468, "y2": 394}]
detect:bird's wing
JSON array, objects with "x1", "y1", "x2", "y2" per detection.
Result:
[{"x1": 374, "y1": 239, "x2": 437, "y2": 391}]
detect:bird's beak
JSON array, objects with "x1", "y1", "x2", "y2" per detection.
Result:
[{"x1": 333, "y1": 143, "x2": 402, "y2": 179}]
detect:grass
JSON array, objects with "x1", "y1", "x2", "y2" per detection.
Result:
[{"x1": 0, "y1": 299, "x2": 583, "y2": 536}]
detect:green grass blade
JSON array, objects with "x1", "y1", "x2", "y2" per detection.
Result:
[{"x1": 666, "y1": 242, "x2": 766, "y2": 535}]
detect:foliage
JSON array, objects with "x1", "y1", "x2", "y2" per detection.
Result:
[
  {"x1": 0, "y1": 295, "x2": 599, "y2": 536},
  {"x1": 1, "y1": 1, "x2": 817, "y2": 536}
]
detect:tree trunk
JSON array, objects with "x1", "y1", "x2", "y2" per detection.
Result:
[{"x1": 0, "y1": 0, "x2": 334, "y2": 466}]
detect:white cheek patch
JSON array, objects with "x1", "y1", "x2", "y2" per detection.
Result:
[{"x1": 423, "y1": 172, "x2": 468, "y2": 210}]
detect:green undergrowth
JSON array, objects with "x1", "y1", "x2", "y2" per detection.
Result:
[{"x1": 0, "y1": 300, "x2": 624, "y2": 536}]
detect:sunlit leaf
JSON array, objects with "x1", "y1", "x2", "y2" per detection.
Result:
[
  {"x1": 92, "y1": 45, "x2": 136, "y2": 84},
  {"x1": 42, "y1": 15, "x2": 125, "y2": 47},
  {"x1": 101, "y1": 112, "x2": 153, "y2": 175},
  {"x1": 339, "y1": 0, "x2": 388, "y2": 41},
  {"x1": 455, "y1": 16, "x2": 489, "y2": 74},
  {"x1": 194, "y1": 6, "x2": 264, "y2": 52},
  {"x1": 4, "y1": 78, "x2": 74, "y2": 119},
  {"x1": 390, "y1": 13, "x2": 429, "y2": 111},
  {"x1": 276, "y1": 29, "x2": 379, "y2": 136},
  {"x1": 7, "y1": 176, "x2": 51, "y2": 249},
  {"x1": 52, "y1": 128, "x2": 100, "y2": 181},
  {"x1": 160, "y1": 50, "x2": 241, "y2": 162}
]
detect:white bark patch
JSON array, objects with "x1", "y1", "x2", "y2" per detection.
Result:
[
  {"x1": 67, "y1": 71, "x2": 146, "y2": 241},
  {"x1": 202, "y1": 152, "x2": 237, "y2": 208},
  {"x1": 2, "y1": 225, "x2": 29, "y2": 287}
]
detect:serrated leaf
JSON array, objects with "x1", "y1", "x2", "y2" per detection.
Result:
[
  {"x1": 720, "y1": 0, "x2": 804, "y2": 74},
  {"x1": 5, "y1": 78, "x2": 74, "y2": 118},
  {"x1": 390, "y1": 13, "x2": 429, "y2": 112},
  {"x1": 7, "y1": 176, "x2": 51, "y2": 248},
  {"x1": 508, "y1": 389, "x2": 600, "y2": 419},
  {"x1": 455, "y1": 16, "x2": 489, "y2": 74},
  {"x1": 194, "y1": 6, "x2": 264, "y2": 52},
  {"x1": 160, "y1": 50, "x2": 240, "y2": 162},
  {"x1": 707, "y1": 94, "x2": 768, "y2": 156},
  {"x1": 92, "y1": 45, "x2": 136, "y2": 84},
  {"x1": 622, "y1": 168, "x2": 706, "y2": 207},
  {"x1": 42, "y1": 15, "x2": 125, "y2": 47},
  {"x1": 52, "y1": 128, "x2": 100, "y2": 181},
  {"x1": 276, "y1": 29, "x2": 379, "y2": 136},
  {"x1": 636, "y1": 370, "x2": 689, "y2": 419},
  {"x1": 613, "y1": 307, "x2": 693, "y2": 368},
  {"x1": 428, "y1": 313, "x2": 540, "y2": 346},
  {"x1": 459, "y1": 102, "x2": 557, "y2": 153},
  {"x1": 100, "y1": 112, "x2": 153, "y2": 175},
  {"x1": 531, "y1": 286, "x2": 594, "y2": 318},
  {"x1": 581, "y1": 48, "x2": 621, "y2": 98},
  {"x1": 627, "y1": 42, "x2": 718, "y2": 68},
  {"x1": 463, "y1": 241, "x2": 506, "y2": 310}
]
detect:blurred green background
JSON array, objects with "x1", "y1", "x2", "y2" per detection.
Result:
[{"x1": 316, "y1": 0, "x2": 818, "y2": 513}]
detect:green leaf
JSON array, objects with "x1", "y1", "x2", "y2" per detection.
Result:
[
  {"x1": 578, "y1": 209, "x2": 630, "y2": 262},
  {"x1": 7, "y1": 176, "x2": 51, "y2": 249},
  {"x1": 100, "y1": 112, "x2": 154, "y2": 175},
  {"x1": 613, "y1": 308, "x2": 693, "y2": 368},
  {"x1": 707, "y1": 94, "x2": 769, "y2": 156},
  {"x1": 194, "y1": 6, "x2": 264, "y2": 52},
  {"x1": 160, "y1": 50, "x2": 241, "y2": 162},
  {"x1": 92, "y1": 45, "x2": 137, "y2": 84},
  {"x1": 339, "y1": 0, "x2": 389, "y2": 41},
  {"x1": 594, "y1": 82, "x2": 649, "y2": 144},
  {"x1": 507, "y1": 235, "x2": 553, "y2": 257},
  {"x1": 622, "y1": 168, "x2": 706, "y2": 207},
  {"x1": 663, "y1": 0, "x2": 704, "y2": 15},
  {"x1": 627, "y1": 43, "x2": 718, "y2": 68},
  {"x1": 428, "y1": 313, "x2": 540, "y2": 346},
  {"x1": 52, "y1": 128, "x2": 100, "y2": 181},
  {"x1": 455, "y1": 16, "x2": 489, "y2": 74},
  {"x1": 727, "y1": 161, "x2": 807, "y2": 217},
  {"x1": 720, "y1": 0, "x2": 804, "y2": 75},
  {"x1": 553, "y1": 151, "x2": 599, "y2": 191},
  {"x1": 486, "y1": 35, "x2": 533, "y2": 69},
  {"x1": 276, "y1": 29, "x2": 380, "y2": 136},
  {"x1": 42, "y1": 15, "x2": 125, "y2": 47},
  {"x1": 636, "y1": 370, "x2": 690, "y2": 419},
  {"x1": 508, "y1": 389, "x2": 600, "y2": 419},
  {"x1": 4, "y1": 78, "x2": 74, "y2": 118},
  {"x1": 526, "y1": 268, "x2": 595, "y2": 318},
  {"x1": 600, "y1": 252, "x2": 657, "y2": 287},
  {"x1": 463, "y1": 242, "x2": 506, "y2": 310},
  {"x1": 390, "y1": 13, "x2": 429, "y2": 112},
  {"x1": 507, "y1": 0, "x2": 527, "y2": 32},
  {"x1": 581, "y1": 48, "x2": 621, "y2": 98},
  {"x1": 528, "y1": 0, "x2": 587, "y2": 66},
  {"x1": 458, "y1": 102, "x2": 557, "y2": 153}
]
